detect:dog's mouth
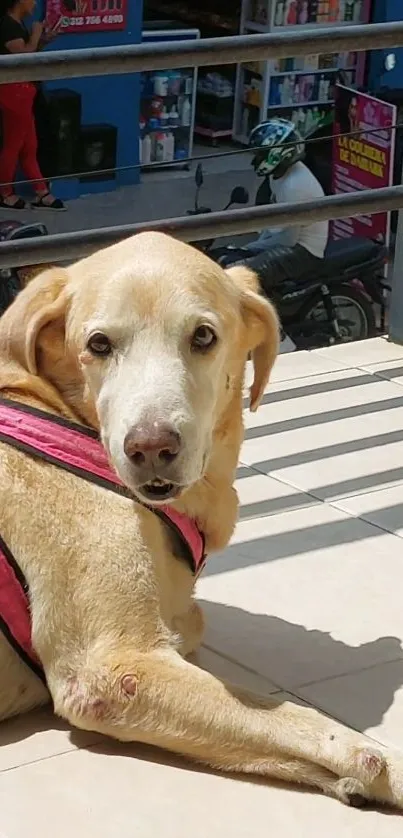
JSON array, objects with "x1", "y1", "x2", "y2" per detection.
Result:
[{"x1": 137, "y1": 479, "x2": 184, "y2": 504}]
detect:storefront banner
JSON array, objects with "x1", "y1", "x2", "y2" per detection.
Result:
[
  {"x1": 331, "y1": 85, "x2": 396, "y2": 244},
  {"x1": 45, "y1": 0, "x2": 127, "y2": 33}
]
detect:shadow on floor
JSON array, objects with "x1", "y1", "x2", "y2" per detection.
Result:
[
  {"x1": 204, "y1": 506, "x2": 403, "y2": 575},
  {"x1": 199, "y1": 600, "x2": 403, "y2": 732}
]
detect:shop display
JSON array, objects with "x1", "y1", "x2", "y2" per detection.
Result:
[
  {"x1": 270, "y1": 0, "x2": 363, "y2": 24},
  {"x1": 77, "y1": 123, "x2": 117, "y2": 181},
  {"x1": 233, "y1": 0, "x2": 371, "y2": 143},
  {"x1": 44, "y1": 0, "x2": 128, "y2": 33},
  {"x1": 194, "y1": 73, "x2": 235, "y2": 144},
  {"x1": 36, "y1": 88, "x2": 81, "y2": 179},
  {"x1": 140, "y1": 29, "x2": 199, "y2": 168}
]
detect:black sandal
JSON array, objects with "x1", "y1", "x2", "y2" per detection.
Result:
[
  {"x1": 31, "y1": 193, "x2": 66, "y2": 211},
  {"x1": 0, "y1": 196, "x2": 26, "y2": 210}
]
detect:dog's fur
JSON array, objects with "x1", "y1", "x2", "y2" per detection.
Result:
[{"x1": 0, "y1": 232, "x2": 402, "y2": 809}]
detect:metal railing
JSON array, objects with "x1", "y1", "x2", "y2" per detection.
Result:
[
  {"x1": 1, "y1": 21, "x2": 403, "y2": 341},
  {"x1": 1, "y1": 21, "x2": 403, "y2": 82}
]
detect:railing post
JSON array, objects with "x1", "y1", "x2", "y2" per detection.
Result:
[{"x1": 389, "y1": 165, "x2": 403, "y2": 344}]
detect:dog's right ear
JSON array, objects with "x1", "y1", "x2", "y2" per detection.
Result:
[{"x1": 0, "y1": 266, "x2": 69, "y2": 375}]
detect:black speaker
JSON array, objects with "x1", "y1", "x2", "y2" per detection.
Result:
[
  {"x1": 77, "y1": 124, "x2": 118, "y2": 182},
  {"x1": 36, "y1": 88, "x2": 81, "y2": 179}
]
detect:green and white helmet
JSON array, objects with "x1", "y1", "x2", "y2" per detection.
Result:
[{"x1": 249, "y1": 118, "x2": 305, "y2": 177}]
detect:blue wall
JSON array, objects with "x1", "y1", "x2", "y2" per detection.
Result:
[
  {"x1": 368, "y1": 0, "x2": 403, "y2": 92},
  {"x1": 36, "y1": 0, "x2": 143, "y2": 197}
]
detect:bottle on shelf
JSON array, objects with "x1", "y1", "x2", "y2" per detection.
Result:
[
  {"x1": 285, "y1": 0, "x2": 298, "y2": 24},
  {"x1": 141, "y1": 134, "x2": 152, "y2": 166},
  {"x1": 329, "y1": 0, "x2": 339, "y2": 21},
  {"x1": 344, "y1": 0, "x2": 354, "y2": 20},
  {"x1": 164, "y1": 131, "x2": 175, "y2": 163},
  {"x1": 318, "y1": 74, "x2": 327, "y2": 100},
  {"x1": 153, "y1": 73, "x2": 169, "y2": 97},
  {"x1": 318, "y1": 0, "x2": 330, "y2": 21},
  {"x1": 160, "y1": 106, "x2": 169, "y2": 128},
  {"x1": 293, "y1": 82, "x2": 300, "y2": 103},
  {"x1": 274, "y1": 0, "x2": 285, "y2": 25},
  {"x1": 168, "y1": 105, "x2": 180, "y2": 127},
  {"x1": 308, "y1": 0, "x2": 318, "y2": 22},
  {"x1": 280, "y1": 74, "x2": 291, "y2": 105},
  {"x1": 297, "y1": 107, "x2": 306, "y2": 133},
  {"x1": 353, "y1": 0, "x2": 361, "y2": 22},
  {"x1": 180, "y1": 96, "x2": 192, "y2": 127},
  {"x1": 305, "y1": 107, "x2": 315, "y2": 134},
  {"x1": 298, "y1": 0, "x2": 308, "y2": 23},
  {"x1": 291, "y1": 108, "x2": 299, "y2": 125}
]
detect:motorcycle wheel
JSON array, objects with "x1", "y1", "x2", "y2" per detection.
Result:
[{"x1": 298, "y1": 283, "x2": 377, "y2": 344}]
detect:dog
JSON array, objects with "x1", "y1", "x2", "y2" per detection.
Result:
[{"x1": 0, "y1": 231, "x2": 402, "y2": 810}]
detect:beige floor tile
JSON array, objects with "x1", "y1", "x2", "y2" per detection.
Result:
[
  {"x1": 241, "y1": 367, "x2": 403, "y2": 501},
  {"x1": 1, "y1": 737, "x2": 402, "y2": 838},
  {"x1": 269, "y1": 349, "x2": 351, "y2": 382},
  {"x1": 235, "y1": 466, "x2": 316, "y2": 520},
  {"x1": 244, "y1": 367, "x2": 384, "y2": 433},
  {"x1": 0, "y1": 706, "x2": 101, "y2": 772},
  {"x1": 199, "y1": 505, "x2": 403, "y2": 686},
  {"x1": 270, "y1": 438, "x2": 403, "y2": 501},
  {"x1": 298, "y1": 660, "x2": 403, "y2": 750},
  {"x1": 313, "y1": 337, "x2": 403, "y2": 368},
  {"x1": 333, "y1": 484, "x2": 403, "y2": 536},
  {"x1": 361, "y1": 359, "x2": 403, "y2": 387}
]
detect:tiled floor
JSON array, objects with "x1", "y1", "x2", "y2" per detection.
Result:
[{"x1": 2, "y1": 336, "x2": 403, "y2": 836}]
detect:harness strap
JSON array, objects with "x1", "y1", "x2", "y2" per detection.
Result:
[
  {"x1": 0, "y1": 535, "x2": 45, "y2": 683},
  {"x1": 0, "y1": 397, "x2": 206, "y2": 681},
  {"x1": 0, "y1": 398, "x2": 205, "y2": 573}
]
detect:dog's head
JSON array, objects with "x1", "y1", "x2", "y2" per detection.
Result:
[{"x1": 0, "y1": 233, "x2": 279, "y2": 505}]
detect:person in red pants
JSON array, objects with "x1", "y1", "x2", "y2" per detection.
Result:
[{"x1": 0, "y1": 0, "x2": 65, "y2": 210}]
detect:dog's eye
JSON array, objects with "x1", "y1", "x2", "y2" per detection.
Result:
[
  {"x1": 191, "y1": 325, "x2": 217, "y2": 352},
  {"x1": 87, "y1": 332, "x2": 112, "y2": 357}
]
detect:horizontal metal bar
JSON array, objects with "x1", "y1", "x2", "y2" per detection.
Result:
[
  {"x1": 1, "y1": 21, "x2": 403, "y2": 83},
  {"x1": 1, "y1": 185, "x2": 403, "y2": 269}
]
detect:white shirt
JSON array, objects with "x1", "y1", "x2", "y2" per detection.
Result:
[{"x1": 255, "y1": 161, "x2": 329, "y2": 259}]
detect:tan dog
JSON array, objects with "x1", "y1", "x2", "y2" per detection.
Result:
[{"x1": 0, "y1": 231, "x2": 402, "y2": 809}]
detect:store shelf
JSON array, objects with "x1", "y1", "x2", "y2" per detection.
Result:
[
  {"x1": 245, "y1": 20, "x2": 362, "y2": 32},
  {"x1": 267, "y1": 99, "x2": 334, "y2": 109},
  {"x1": 141, "y1": 93, "x2": 189, "y2": 99},
  {"x1": 269, "y1": 66, "x2": 356, "y2": 77},
  {"x1": 233, "y1": 0, "x2": 369, "y2": 143},
  {"x1": 241, "y1": 65, "x2": 357, "y2": 78},
  {"x1": 144, "y1": 125, "x2": 188, "y2": 131}
]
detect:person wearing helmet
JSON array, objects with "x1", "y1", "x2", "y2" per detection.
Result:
[{"x1": 220, "y1": 118, "x2": 328, "y2": 295}]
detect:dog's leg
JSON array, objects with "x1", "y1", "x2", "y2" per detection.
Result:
[
  {"x1": 173, "y1": 601, "x2": 205, "y2": 657},
  {"x1": 50, "y1": 651, "x2": 403, "y2": 808}
]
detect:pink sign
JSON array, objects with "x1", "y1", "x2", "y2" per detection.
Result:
[
  {"x1": 44, "y1": 0, "x2": 127, "y2": 33},
  {"x1": 331, "y1": 85, "x2": 396, "y2": 244}
]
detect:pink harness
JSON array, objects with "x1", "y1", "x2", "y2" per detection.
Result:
[{"x1": 0, "y1": 398, "x2": 205, "y2": 683}]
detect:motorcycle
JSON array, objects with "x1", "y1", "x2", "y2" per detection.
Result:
[
  {"x1": 0, "y1": 220, "x2": 51, "y2": 317},
  {"x1": 188, "y1": 164, "x2": 389, "y2": 351}
]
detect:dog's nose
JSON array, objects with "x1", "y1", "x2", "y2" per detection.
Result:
[{"x1": 124, "y1": 422, "x2": 181, "y2": 467}]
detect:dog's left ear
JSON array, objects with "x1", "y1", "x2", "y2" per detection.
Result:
[{"x1": 225, "y1": 265, "x2": 280, "y2": 412}]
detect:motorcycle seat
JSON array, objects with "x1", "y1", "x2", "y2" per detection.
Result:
[{"x1": 319, "y1": 237, "x2": 385, "y2": 276}]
